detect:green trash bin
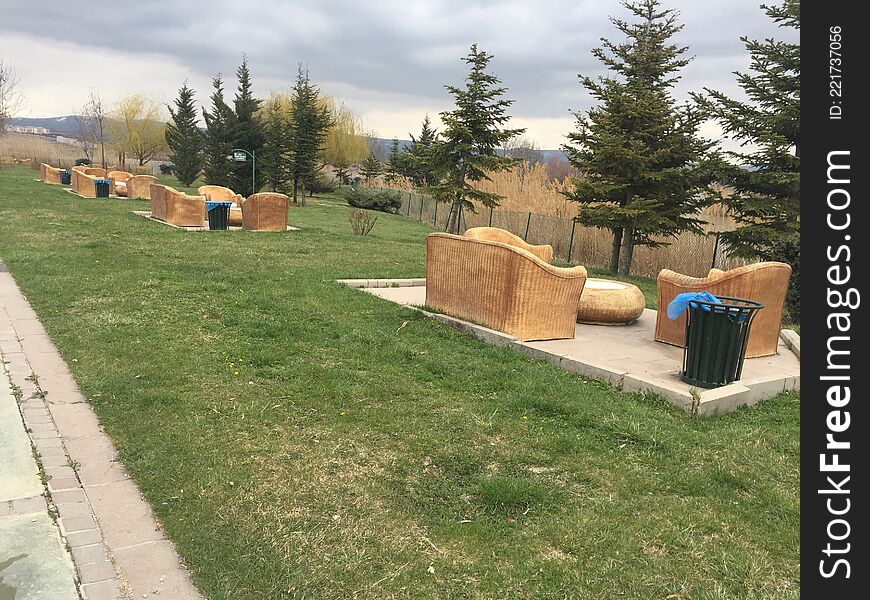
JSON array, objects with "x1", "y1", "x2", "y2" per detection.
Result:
[
  {"x1": 205, "y1": 201, "x2": 232, "y2": 230},
  {"x1": 680, "y1": 296, "x2": 763, "y2": 389},
  {"x1": 93, "y1": 179, "x2": 111, "y2": 198}
]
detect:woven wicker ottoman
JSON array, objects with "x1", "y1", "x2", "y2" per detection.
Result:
[{"x1": 576, "y1": 279, "x2": 645, "y2": 325}]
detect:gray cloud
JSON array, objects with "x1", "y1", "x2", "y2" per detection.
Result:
[{"x1": 1, "y1": 0, "x2": 796, "y2": 146}]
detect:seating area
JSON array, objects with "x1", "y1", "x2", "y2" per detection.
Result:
[
  {"x1": 198, "y1": 185, "x2": 244, "y2": 226},
  {"x1": 336, "y1": 226, "x2": 797, "y2": 414},
  {"x1": 144, "y1": 184, "x2": 293, "y2": 231},
  {"x1": 70, "y1": 167, "x2": 113, "y2": 197}
]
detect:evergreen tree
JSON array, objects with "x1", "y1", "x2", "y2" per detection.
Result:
[
  {"x1": 288, "y1": 66, "x2": 333, "y2": 206},
  {"x1": 202, "y1": 75, "x2": 236, "y2": 187},
  {"x1": 231, "y1": 56, "x2": 264, "y2": 196},
  {"x1": 427, "y1": 44, "x2": 525, "y2": 234},
  {"x1": 165, "y1": 82, "x2": 204, "y2": 186},
  {"x1": 562, "y1": 0, "x2": 716, "y2": 275},
  {"x1": 403, "y1": 115, "x2": 439, "y2": 187},
  {"x1": 693, "y1": 1, "x2": 800, "y2": 319},
  {"x1": 360, "y1": 152, "x2": 383, "y2": 183},
  {"x1": 258, "y1": 94, "x2": 293, "y2": 193},
  {"x1": 384, "y1": 139, "x2": 404, "y2": 183}
]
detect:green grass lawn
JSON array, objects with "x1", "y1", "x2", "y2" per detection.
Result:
[{"x1": 0, "y1": 165, "x2": 799, "y2": 599}]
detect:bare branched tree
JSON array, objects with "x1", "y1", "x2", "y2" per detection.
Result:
[
  {"x1": 0, "y1": 58, "x2": 25, "y2": 135},
  {"x1": 500, "y1": 137, "x2": 544, "y2": 189},
  {"x1": 80, "y1": 88, "x2": 109, "y2": 168}
]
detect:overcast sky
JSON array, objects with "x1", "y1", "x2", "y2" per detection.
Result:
[{"x1": 1, "y1": 0, "x2": 796, "y2": 149}]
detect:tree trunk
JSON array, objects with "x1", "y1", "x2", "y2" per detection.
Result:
[
  {"x1": 447, "y1": 200, "x2": 462, "y2": 234},
  {"x1": 292, "y1": 176, "x2": 298, "y2": 204},
  {"x1": 618, "y1": 227, "x2": 635, "y2": 277},
  {"x1": 100, "y1": 142, "x2": 106, "y2": 170},
  {"x1": 300, "y1": 179, "x2": 306, "y2": 207},
  {"x1": 609, "y1": 228, "x2": 623, "y2": 274}
]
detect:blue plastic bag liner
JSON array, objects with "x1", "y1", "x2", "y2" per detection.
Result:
[
  {"x1": 205, "y1": 201, "x2": 233, "y2": 212},
  {"x1": 667, "y1": 291, "x2": 721, "y2": 320}
]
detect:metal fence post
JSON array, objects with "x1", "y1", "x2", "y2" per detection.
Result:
[
  {"x1": 489, "y1": 207, "x2": 493, "y2": 227},
  {"x1": 523, "y1": 212, "x2": 532, "y2": 240},
  {"x1": 419, "y1": 195, "x2": 425, "y2": 221},
  {"x1": 567, "y1": 220, "x2": 577, "y2": 263},
  {"x1": 433, "y1": 201, "x2": 438, "y2": 228},
  {"x1": 407, "y1": 192, "x2": 412, "y2": 217}
]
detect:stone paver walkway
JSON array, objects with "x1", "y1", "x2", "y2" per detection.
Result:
[
  {"x1": 0, "y1": 262, "x2": 204, "y2": 600},
  {"x1": 1, "y1": 364, "x2": 79, "y2": 600}
]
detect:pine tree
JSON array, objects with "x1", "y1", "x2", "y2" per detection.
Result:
[
  {"x1": 403, "y1": 115, "x2": 439, "y2": 187},
  {"x1": 692, "y1": 1, "x2": 800, "y2": 319},
  {"x1": 258, "y1": 94, "x2": 293, "y2": 193},
  {"x1": 288, "y1": 66, "x2": 333, "y2": 206},
  {"x1": 202, "y1": 75, "x2": 236, "y2": 187},
  {"x1": 360, "y1": 152, "x2": 382, "y2": 183},
  {"x1": 427, "y1": 44, "x2": 525, "y2": 234},
  {"x1": 231, "y1": 56, "x2": 264, "y2": 196},
  {"x1": 562, "y1": 0, "x2": 716, "y2": 276},
  {"x1": 384, "y1": 139, "x2": 404, "y2": 183},
  {"x1": 165, "y1": 82, "x2": 204, "y2": 186}
]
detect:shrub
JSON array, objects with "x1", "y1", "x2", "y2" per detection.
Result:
[
  {"x1": 345, "y1": 188, "x2": 402, "y2": 213},
  {"x1": 159, "y1": 164, "x2": 174, "y2": 175},
  {"x1": 74, "y1": 158, "x2": 92, "y2": 166},
  {"x1": 306, "y1": 174, "x2": 338, "y2": 196},
  {"x1": 349, "y1": 210, "x2": 378, "y2": 235}
]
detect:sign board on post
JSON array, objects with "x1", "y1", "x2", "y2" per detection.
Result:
[{"x1": 233, "y1": 151, "x2": 247, "y2": 162}]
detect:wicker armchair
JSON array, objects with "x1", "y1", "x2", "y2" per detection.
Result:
[
  {"x1": 126, "y1": 175, "x2": 158, "y2": 199},
  {"x1": 425, "y1": 232, "x2": 587, "y2": 341},
  {"x1": 150, "y1": 184, "x2": 205, "y2": 226},
  {"x1": 655, "y1": 262, "x2": 792, "y2": 357},
  {"x1": 241, "y1": 193, "x2": 289, "y2": 231},
  {"x1": 198, "y1": 185, "x2": 244, "y2": 226},
  {"x1": 40, "y1": 163, "x2": 63, "y2": 185},
  {"x1": 107, "y1": 171, "x2": 134, "y2": 196},
  {"x1": 463, "y1": 227, "x2": 554, "y2": 263}
]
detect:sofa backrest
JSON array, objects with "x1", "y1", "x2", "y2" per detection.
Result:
[
  {"x1": 108, "y1": 170, "x2": 133, "y2": 182},
  {"x1": 198, "y1": 185, "x2": 241, "y2": 202},
  {"x1": 464, "y1": 227, "x2": 554, "y2": 263}
]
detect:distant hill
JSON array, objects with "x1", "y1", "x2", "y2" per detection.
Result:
[
  {"x1": 8, "y1": 116, "x2": 84, "y2": 137},
  {"x1": 10, "y1": 116, "x2": 570, "y2": 163}
]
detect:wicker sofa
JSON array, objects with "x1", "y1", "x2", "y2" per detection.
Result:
[
  {"x1": 425, "y1": 232, "x2": 587, "y2": 341},
  {"x1": 40, "y1": 163, "x2": 64, "y2": 185},
  {"x1": 125, "y1": 175, "x2": 158, "y2": 199},
  {"x1": 198, "y1": 185, "x2": 244, "y2": 226},
  {"x1": 655, "y1": 262, "x2": 793, "y2": 358},
  {"x1": 150, "y1": 184, "x2": 205, "y2": 227},
  {"x1": 463, "y1": 227, "x2": 554, "y2": 263},
  {"x1": 107, "y1": 171, "x2": 134, "y2": 196},
  {"x1": 241, "y1": 193, "x2": 289, "y2": 231}
]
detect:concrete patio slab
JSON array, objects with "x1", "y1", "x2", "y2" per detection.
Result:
[
  {"x1": 132, "y1": 210, "x2": 301, "y2": 232},
  {"x1": 347, "y1": 279, "x2": 800, "y2": 415}
]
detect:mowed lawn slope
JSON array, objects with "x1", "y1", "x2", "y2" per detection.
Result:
[{"x1": 0, "y1": 165, "x2": 799, "y2": 599}]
